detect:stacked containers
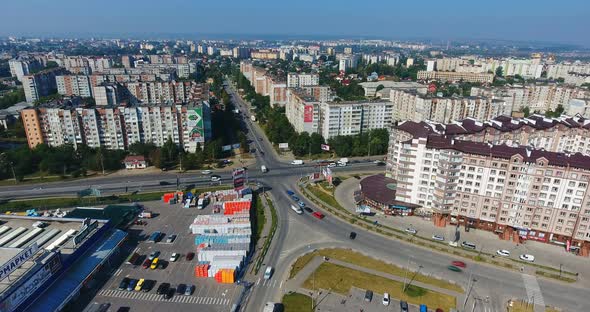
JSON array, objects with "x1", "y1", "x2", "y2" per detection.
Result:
[
  {"x1": 223, "y1": 201, "x2": 252, "y2": 215},
  {"x1": 197, "y1": 243, "x2": 249, "y2": 262},
  {"x1": 162, "y1": 193, "x2": 176, "y2": 203},
  {"x1": 194, "y1": 263, "x2": 210, "y2": 277},
  {"x1": 214, "y1": 269, "x2": 235, "y2": 283}
]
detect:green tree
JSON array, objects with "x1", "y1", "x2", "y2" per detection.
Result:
[
  {"x1": 495, "y1": 66, "x2": 504, "y2": 77},
  {"x1": 309, "y1": 133, "x2": 326, "y2": 155},
  {"x1": 522, "y1": 106, "x2": 531, "y2": 117},
  {"x1": 128, "y1": 142, "x2": 157, "y2": 158}
]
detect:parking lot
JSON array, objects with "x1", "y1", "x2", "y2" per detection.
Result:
[
  {"x1": 92, "y1": 199, "x2": 244, "y2": 312},
  {"x1": 314, "y1": 287, "x2": 427, "y2": 312}
]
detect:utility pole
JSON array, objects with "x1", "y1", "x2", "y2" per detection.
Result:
[
  {"x1": 403, "y1": 265, "x2": 423, "y2": 292},
  {"x1": 463, "y1": 271, "x2": 476, "y2": 311},
  {"x1": 367, "y1": 131, "x2": 371, "y2": 157}
]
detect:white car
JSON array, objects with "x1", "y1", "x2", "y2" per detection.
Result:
[
  {"x1": 211, "y1": 175, "x2": 221, "y2": 182},
  {"x1": 432, "y1": 234, "x2": 445, "y2": 241},
  {"x1": 170, "y1": 252, "x2": 179, "y2": 262},
  {"x1": 382, "y1": 292, "x2": 390, "y2": 306},
  {"x1": 201, "y1": 170, "x2": 212, "y2": 175},
  {"x1": 496, "y1": 249, "x2": 511, "y2": 257},
  {"x1": 448, "y1": 241, "x2": 458, "y2": 247},
  {"x1": 519, "y1": 254, "x2": 535, "y2": 262},
  {"x1": 405, "y1": 227, "x2": 417, "y2": 234},
  {"x1": 327, "y1": 162, "x2": 337, "y2": 168}
]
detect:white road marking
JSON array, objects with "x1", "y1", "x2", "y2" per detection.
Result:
[
  {"x1": 522, "y1": 274, "x2": 545, "y2": 307},
  {"x1": 97, "y1": 289, "x2": 230, "y2": 305},
  {"x1": 280, "y1": 281, "x2": 283, "y2": 288}
]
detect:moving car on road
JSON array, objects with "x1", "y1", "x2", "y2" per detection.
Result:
[
  {"x1": 432, "y1": 234, "x2": 444, "y2": 241},
  {"x1": 291, "y1": 159, "x2": 304, "y2": 165},
  {"x1": 405, "y1": 227, "x2": 417, "y2": 234},
  {"x1": 349, "y1": 232, "x2": 357, "y2": 239},
  {"x1": 496, "y1": 249, "x2": 511, "y2": 257},
  {"x1": 201, "y1": 170, "x2": 212, "y2": 175},
  {"x1": 264, "y1": 266, "x2": 273, "y2": 280},
  {"x1": 447, "y1": 265, "x2": 462, "y2": 272},
  {"x1": 312, "y1": 211, "x2": 325, "y2": 219},
  {"x1": 452, "y1": 261, "x2": 466, "y2": 268},
  {"x1": 520, "y1": 254, "x2": 535, "y2": 262},
  {"x1": 211, "y1": 175, "x2": 221, "y2": 182}
]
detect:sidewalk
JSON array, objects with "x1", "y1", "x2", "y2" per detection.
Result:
[
  {"x1": 243, "y1": 191, "x2": 273, "y2": 281},
  {"x1": 333, "y1": 176, "x2": 587, "y2": 283}
]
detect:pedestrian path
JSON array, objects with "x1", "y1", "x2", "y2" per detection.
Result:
[
  {"x1": 97, "y1": 289, "x2": 231, "y2": 305},
  {"x1": 522, "y1": 274, "x2": 545, "y2": 309}
]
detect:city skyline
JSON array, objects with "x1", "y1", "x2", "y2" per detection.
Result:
[{"x1": 1, "y1": 0, "x2": 589, "y2": 47}]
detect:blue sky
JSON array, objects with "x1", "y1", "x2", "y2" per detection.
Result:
[{"x1": 1, "y1": 0, "x2": 589, "y2": 46}]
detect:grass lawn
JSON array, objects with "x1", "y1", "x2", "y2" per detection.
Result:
[
  {"x1": 282, "y1": 292, "x2": 313, "y2": 312},
  {"x1": 254, "y1": 195, "x2": 267, "y2": 242},
  {"x1": 507, "y1": 300, "x2": 561, "y2": 312},
  {"x1": 303, "y1": 262, "x2": 456, "y2": 311},
  {"x1": 305, "y1": 184, "x2": 346, "y2": 211},
  {"x1": 289, "y1": 248, "x2": 463, "y2": 293}
]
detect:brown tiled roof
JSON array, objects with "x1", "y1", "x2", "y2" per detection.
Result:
[{"x1": 359, "y1": 174, "x2": 420, "y2": 208}]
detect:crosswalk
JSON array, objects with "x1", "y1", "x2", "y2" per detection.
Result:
[
  {"x1": 97, "y1": 289, "x2": 231, "y2": 305},
  {"x1": 522, "y1": 274, "x2": 545, "y2": 307},
  {"x1": 256, "y1": 278, "x2": 280, "y2": 288}
]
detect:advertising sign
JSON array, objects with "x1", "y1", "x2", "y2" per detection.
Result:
[
  {"x1": 304, "y1": 105, "x2": 314, "y2": 123},
  {"x1": 0, "y1": 253, "x2": 61, "y2": 311},
  {"x1": 232, "y1": 143, "x2": 241, "y2": 149},
  {"x1": 0, "y1": 243, "x2": 39, "y2": 281},
  {"x1": 321, "y1": 144, "x2": 330, "y2": 151},
  {"x1": 278, "y1": 143, "x2": 289, "y2": 149},
  {"x1": 187, "y1": 107, "x2": 205, "y2": 144},
  {"x1": 232, "y1": 168, "x2": 246, "y2": 191},
  {"x1": 222, "y1": 145, "x2": 232, "y2": 151},
  {"x1": 73, "y1": 220, "x2": 99, "y2": 246}
]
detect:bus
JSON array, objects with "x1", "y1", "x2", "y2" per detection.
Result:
[{"x1": 148, "y1": 231, "x2": 161, "y2": 243}]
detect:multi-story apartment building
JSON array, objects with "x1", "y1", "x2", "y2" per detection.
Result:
[
  {"x1": 386, "y1": 121, "x2": 590, "y2": 255},
  {"x1": 392, "y1": 115, "x2": 590, "y2": 156},
  {"x1": 56, "y1": 75, "x2": 93, "y2": 97},
  {"x1": 22, "y1": 68, "x2": 64, "y2": 103},
  {"x1": 93, "y1": 84, "x2": 119, "y2": 106},
  {"x1": 21, "y1": 101, "x2": 212, "y2": 152},
  {"x1": 8, "y1": 58, "x2": 42, "y2": 81},
  {"x1": 471, "y1": 84, "x2": 590, "y2": 113},
  {"x1": 250, "y1": 49, "x2": 279, "y2": 60},
  {"x1": 390, "y1": 89, "x2": 510, "y2": 123},
  {"x1": 240, "y1": 61, "x2": 288, "y2": 106},
  {"x1": 287, "y1": 73, "x2": 319, "y2": 88},
  {"x1": 417, "y1": 71, "x2": 494, "y2": 83},
  {"x1": 125, "y1": 81, "x2": 209, "y2": 104},
  {"x1": 285, "y1": 88, "x2": 392, "y2": 139},
  {"x1": 359, "y1": 81, "x2": 428, "y2": 97}
]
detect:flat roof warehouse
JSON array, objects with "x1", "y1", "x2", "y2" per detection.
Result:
[{"x1": 0, "y1": 211, "x2": 127, "y2": 312}]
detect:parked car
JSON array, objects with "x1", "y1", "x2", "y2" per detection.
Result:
[
  {"x1": 148, "y1": 251, "x2": 160, "y2": 261},
  {"x1": 303, "y1": 207, "x2": 313, "y2": 213},
  {"x1": 382, "y1": 292, "x2": 390, "y2": 306},
  {"x1": 166, "y1": 234, "x2": 177, "y2": 243},
  {"x1": 157, "y1": 283, "x2": 170, "y2": 295},
  {"x1": 127, "y1": 279, "x2": 138, "y2": 291},
  {"x1": 186, "y1": 252, "x2": 195, "y2": 261},
  {"x1": 297, "y1": 201, "x2": 305, "y2": 208},
  {"x1": 134, "y1": 278, "x2": 145, "y2": 291},
  {"x1": 142, "y1": 259, "x2": 151, "y2": 269},
  {"x1": 184, "y1": 284, "x2": 195, "y2": 296},
  {"x1": 170, "y1": 253, "x2": 179, "y2": 262},
  {"x1": 400, "y1": 300, "x2": 409, "y2": 312},
  {"x1": 349, "y1": 232, "x2": 357, "y2": 240},
  {"x1": 496, "y1": 249, "x2": 511, "y2": 257},
  {"x1": 452, "y1": 261, "x2": 466, "y2": 268},
  {"x1": 286, "y1": 190, "x2": 295, "y2": 196},
  {"x1": 364, "y1": 290, "x2": 373, "y2": 302},
  {"x1": 291, "y1": 195, "x2": 300, "y2": 201},
  {"x1": 448, "y1": 241, "x2": 458, "y2": 247},
  {"x1": 118, "y1": 277, "x2": 130, "y2": 290},
  {"x1": 405, "y1": 227, "x2": 417, "y2": 234},
  {"x1": 432, "y1": 234, "x2": 445, "y2": 241},
  {"x1": 461, "y1": 241, "x2": 476, "y2": 250},
  {"x1": 312, "y1": 212, "x2": 325, "y2": 219},
  {"x1": 142, "y1": 279, "x2": 156, "y2": 292},
  {"x1": 176, "y1": 284, "x2": 186, "y2": 295},
  {"x1": 520, "y1": 254, "x2": 535, "y2": 262},
  {"x1": 164, "y1": 288, "x2": 174, "y2": 299}
]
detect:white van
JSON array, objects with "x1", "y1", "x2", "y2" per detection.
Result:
[
  {"x1": 197, "y1": 198, "x2": 207, "y2": 209},
  {"x1": 261, "y1": 165, "x2": 268, "y2": 173},
  {"x1": 291, "y1": 205, "x2": 303, "y2": 215},
  {"x1": 263, "y1": 266, "x2": 273, "y2": 280},
  {"x1": 291, "y1": 159, "x2": 304, "y2": 165}
]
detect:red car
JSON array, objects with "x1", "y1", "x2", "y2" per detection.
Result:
[
  {"x1": 312, "y1": 212, "x2": 325, "y2": 219},
  {"x1": 452, "y1": 261, "x2": 466, "y2": 268},
  {"x1": 142, "y1": 259, "x2": 151, "y2": 269},
  {"x1": 186, "y1": 252, "x2": 195, "y2": 261}
]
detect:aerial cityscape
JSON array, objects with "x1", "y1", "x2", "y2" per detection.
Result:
[{"x1": 0, "y1": 1, "x2": 589, "y2": 312}]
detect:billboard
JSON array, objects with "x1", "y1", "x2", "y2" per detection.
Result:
[
  {"x1": 187, "y1": 107, "x2": 205, "y2": 144},
  {"x1": 0, "y1": 243, "x2": 39, "y2": 281},
  {"x1": 304, "y1": 105, "x2": 314, "y2": 123},
  {"x1": 222, "y1": 145, "x2": 232, "y2": 152},
  {"x1": 278, "y1": 143, "x2": 289, "y2": 149},
  {"x1": 73, "y1": 220, "x2": 99, "y2": 246},
  {"x1": 232, "y1": 168, "x2": 246, "y2": 191}
]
